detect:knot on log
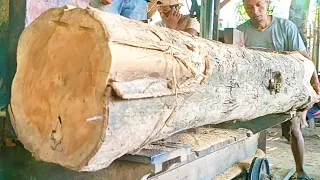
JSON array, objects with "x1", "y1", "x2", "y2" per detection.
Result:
[{"x1": 267, "y1": 70, "x2": 283, "y2": 94}]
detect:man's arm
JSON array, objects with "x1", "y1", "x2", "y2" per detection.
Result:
[
  {"x1": 220, "y1": 0, "x2": 231, "y2": 9},
  {"x1": 100, "y1": 0, "x2": 112, "y2": 5},
  {"x1": 299, "y1": 50, "x2": 310, "y2": 59},
  {"x1": 89, "y1": 0, "x2": 111, "y2": 6},
  {"x1": 147, "y1": 0, "x2": 158, "y2": 19},
  {"x1": 299, "y1": 50, "x2": 320, "y2": 94},
  {"x1": 185, "y1": 28, "x2": 199, "y2": 36},
  {"x1": 185, "y1": 17, "x2": 200, "y2": 36},
  {"x1": 287, "y1": 21, "x2": 320, "y2": 94}
]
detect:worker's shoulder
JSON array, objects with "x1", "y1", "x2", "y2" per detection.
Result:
[
  {"x1": 180, "y1": 15, "x2": 199, "y2": 26},
  {"x1": 272, "y1": 16, "x2": 294, "y2": 25},
  {"x1": 272, "y1": 16, "x2": 297, "y2": 29},
  {"x1": 236, "y1": 20, "x2": 251, "y2": 32},
  {"x1": 180, "y1": 15, "x2": 200, "y2": 32},
  {"x1": 181, "y1": 15, "x2": 198, "y2": 22}
]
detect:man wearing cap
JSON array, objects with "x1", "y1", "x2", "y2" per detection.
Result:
[
  {"x1": 237, "y1": 0, "x2": 319, "y2": 179},
  {"x1": 89, "y1": 0, "x2": 148, "y2": 21},
  {"x1": 155, "y1": 0, "x2": 200, "y2": 36}
]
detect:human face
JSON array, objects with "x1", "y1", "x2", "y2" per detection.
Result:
[
  {"x1": 158, "y1": 4, "x2": 181, "y2": 17},
  {"x1": 243, "y1": 0, "x2": 269, "y2": 23}
]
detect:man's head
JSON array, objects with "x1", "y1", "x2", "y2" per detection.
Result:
[
  {"x1": 157, "y1": 0, "x2": 183, "y2": 16},
  {"x1": 243, "y1": 0, "x2": 269, "y2": 23}
]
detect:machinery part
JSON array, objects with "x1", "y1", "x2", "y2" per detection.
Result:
[
  {"x1": 248, "y1": 157, "x2": 271, "y2": 180},
  {"x1": 214, "y1": 114, "x2": 291, "y2": 135},
  {"x1": 121, "y1": 142, "x2": 190, "y2": 173}
]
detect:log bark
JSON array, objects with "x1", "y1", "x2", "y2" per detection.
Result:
[{"x1": 11, "y1": 6, "x2": 318, "y2": 171}]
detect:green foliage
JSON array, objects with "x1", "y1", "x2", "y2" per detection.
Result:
[
  {"x1": 315, "y1": 3, "x2": 320, "y2": 22},
  {"x1": 234, "y1": 1, "x2": 249, "y2": 26}
]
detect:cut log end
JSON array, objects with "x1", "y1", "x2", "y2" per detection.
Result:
[{"x1": 11, "y1": 7, "x2": 110, "y2": 170}]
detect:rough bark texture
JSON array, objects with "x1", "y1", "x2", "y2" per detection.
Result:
[{"x1": 11, "y1": 6, "x2": 318, "y2": 171}]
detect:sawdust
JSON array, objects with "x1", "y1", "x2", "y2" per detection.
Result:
[
  {"x1": 176, "y1": 128, "x2": 250, "y2": 151},
  {"x1": 143, "y1": 144, "x2": 177, "y2": 152},
  {"x1": 214, "y1": 149, "x2": 266, "y2": 180},
  {"x1": 72, "y1": 160, "x2": 154, "y2": 180}
]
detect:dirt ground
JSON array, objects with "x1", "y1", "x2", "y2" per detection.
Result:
[{"x1": 266, "y1": 125, "x2": 320, "y2": 179}]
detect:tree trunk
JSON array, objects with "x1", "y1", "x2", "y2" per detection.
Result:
[
  {"x1": 312, "y1": 6, "x2": 320, "y2": 71},
  {"x1": 11, "y1": 6, "x2": 318, "y2": 171},
  {"x1": 289, "y1": 0, "x2": 310, "y2": 48}
]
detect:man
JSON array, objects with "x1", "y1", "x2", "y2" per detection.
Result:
[
  {"x1": 89, "y1": 0, "x2": 148, "y2": 21},
  {"x1": 155, "y1": 0, "x2": 200, "y2": 36},
  {"x1": 147, "y1": 0, "x2": 231, "y2": 20},
  {"x1": 237, "y1": 0, "x2": 320, "y2": 179}
]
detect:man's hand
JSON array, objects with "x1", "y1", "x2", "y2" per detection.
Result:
[
  {"x1": 312, "y1": 83, "x2": 320, "y2": 95},
  {"x1": 162, "y1": 7, "x2": 181, "y2": 30},
  {"x1": 310, "y1": 69, "x2": 320, "y2": 95},
  {"x1": 100, "y1": 0, "x2": 112, "y2": 5}
]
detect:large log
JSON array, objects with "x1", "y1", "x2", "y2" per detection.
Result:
[{"x1": 11, "y1": 6, "x2": 318, "y2": 171}]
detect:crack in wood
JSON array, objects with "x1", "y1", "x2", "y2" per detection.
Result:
[
  {"x1": 149, "y1": 29, "x2": 163, "y2": 41},
  {"x1": 78, "y1": 26, "x2": 94, "y2": 32},
  {"x1": 50, "y1": 21, "x2": 69, "y2": 27},
  {"x1": 142, "y1": 81, "x2": 159, "y2": 93},
  {"x1": 50, "y1": 116, "x2": 63, "y2": 152}
]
